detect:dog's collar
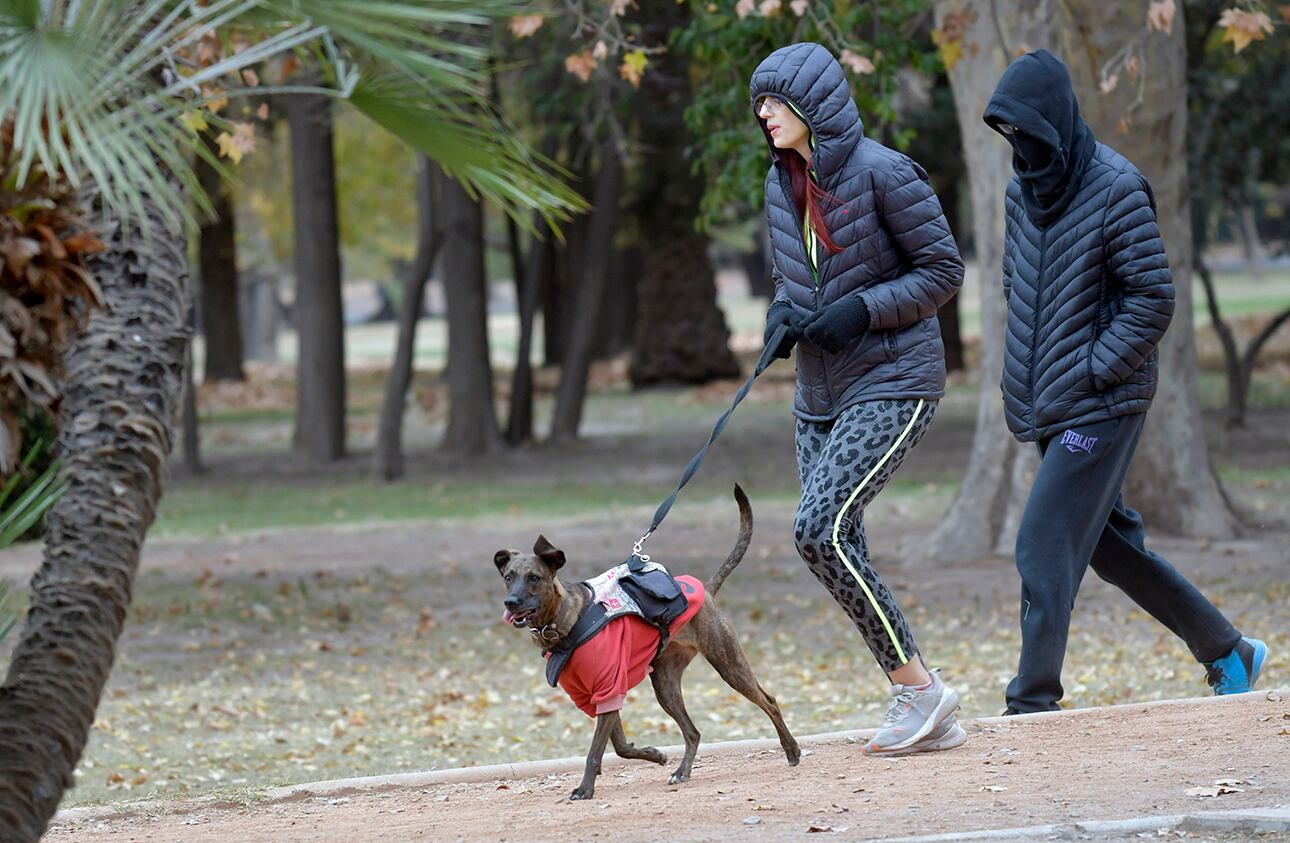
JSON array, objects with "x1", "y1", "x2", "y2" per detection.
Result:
[
  {"x1": 530, "y1": 623, "x2": 560, "y2": 643},
  {"x1": 531, "y1": 583, "x2": 591, "y2": 650}
]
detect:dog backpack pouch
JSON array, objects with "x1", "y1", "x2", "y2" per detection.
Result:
[{"x1": 619, "y1": 560, "x2": 689, "y2": 657}]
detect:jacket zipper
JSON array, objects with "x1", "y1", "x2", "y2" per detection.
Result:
[
  {"x1": 1028, "y1": 226, "x2": 1049, "y2": 431},
  {"x1": 771, "y1": 96, "x2": 836, "y2": 411}
]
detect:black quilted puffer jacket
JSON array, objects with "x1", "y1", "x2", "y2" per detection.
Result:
[
  {"x1": 985, "y1": 50, "x2": 1174, "y2": 443},
  {"x1": 750, "y1": 42, "x2": 963, "y2": 422}
]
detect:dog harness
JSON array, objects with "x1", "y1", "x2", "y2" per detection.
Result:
[{"x1": 544, "y1": 561, "x2": 704, "y2": 717}]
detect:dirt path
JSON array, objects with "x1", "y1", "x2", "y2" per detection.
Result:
[{"x1": 47, "y1": 693, "x2": 1290, "y2": 842}]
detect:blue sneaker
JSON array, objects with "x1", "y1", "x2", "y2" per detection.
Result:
[{"x1": 1206, "y1": 637, "x2": 1268, "y2": 695}]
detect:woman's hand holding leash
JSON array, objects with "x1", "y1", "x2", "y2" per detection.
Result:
[
  {"x1": 800, "y1": 295, "x2": 871, "y2": 354},
  {"x1": 764, "y1": 301, "x2": 803, "y2": 359}
]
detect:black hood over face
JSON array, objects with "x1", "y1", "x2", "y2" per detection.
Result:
[{"x1": 983, "y1": 49, "x2": 1096, "y2": 226}]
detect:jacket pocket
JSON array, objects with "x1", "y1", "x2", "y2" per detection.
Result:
[
  {"x1": 1086, "y1": 338, "x2": 1100, "y2": 392},
  {"x1": 841, "y1": 331, "x2": 890, "y2": 367}
]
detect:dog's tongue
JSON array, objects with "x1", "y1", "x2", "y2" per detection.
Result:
[{"x1": 503, "y1": 609, "x2": 516, "y2": 625}]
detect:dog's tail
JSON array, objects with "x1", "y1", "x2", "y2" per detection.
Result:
[{"x1": 707, "y1": 484, "x2": 753, "y2": 597}]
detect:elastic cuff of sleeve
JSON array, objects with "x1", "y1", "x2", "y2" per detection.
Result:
[
  {"x1": 594, "y1": 696, "x2": 626, "y2": 715},
  {"x1": 853, "y1": 298, "x2": 871, "y2": 334}
]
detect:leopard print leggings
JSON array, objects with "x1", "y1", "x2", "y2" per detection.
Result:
[{"x1": 793, "y1": 398, "x2": 936, "y2": 674}]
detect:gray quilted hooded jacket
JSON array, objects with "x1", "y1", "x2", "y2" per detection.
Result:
[
  {"x1": 984, "y1": 50, "x2": 1174, "y2": 443},
  {"x1": 750, "y1": 42, "x2": 964, "y2": 422}
]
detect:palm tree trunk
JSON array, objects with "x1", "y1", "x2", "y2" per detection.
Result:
[
  {"x1": 373, "y1": 155, "x2": 443, "y2": 480},
  {"x1": 0, "y1": 190, "x2": 189, "y2": 840}
]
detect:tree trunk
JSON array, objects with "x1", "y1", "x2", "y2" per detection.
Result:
[
  {"x1": 287, "y1": 90, "x2": 346, "y2": 464},
  {"x1": 1195, "y1": 255, "x2": 1246, "y2": 427},
  {"x1": 240, "y1": 269, "x2": 282, "y2": 363},
  {"x1": 938, "y1": 295, "x2": 965, "y2": 373},
  {"x1": 195, "y1": 134, "x2": 244, "y2": 382},
  {"x1": 545, "y1": 209, "x2": 591, "y2": 369},
  {"x1": 542, "y1": 247, "x2": 567, "y2": 368},
  {"x1": 936, "y1": 176, "x2": 965, "y2": 372},
  {"x1": 0, "y1": 191, "x2": 189, "y2": 840},
  {"x1": 1197, "y1": 255, "x2": 1290, "y2": 429},
  {"x1": 596, "y1": 245, "x2": 639, "y2": 360},
  {"x1": 507, "y1": 217, "x2": 553, "y2": 445},
  {"x1": 741, "y1": 244, "x2": 772, "y2": 299},
  {"x1": 441, "y1": 175, "x2": 504, "y2": 454},
  {"x1": 924, "y1": 0, "x2": 1046, "y2": 561},
  {"x1": 630, "y1": 237, "x2": 739, "y2": 385},
  {"x1": 550, "y1": 139, "x2": 624, "y2": 441},
  {"x1": 628, "y1": 1, "x2": 739, "y2": 386},
  {"x1": 1058, "y1": 0, "x2": 1238, "y2": 537},
  {"x1": 373, "y1": 156, "x2": 443, "y2": 480},
  {"x1": 1238, "y1": 307, "x2": 1290, "y2": 413},
  {"x1": 1236, "y1": 193, "x2": 1266, "y2": 280},
  {"x1": 182, "y1": 307, "x2": 202, "y2": 475}
]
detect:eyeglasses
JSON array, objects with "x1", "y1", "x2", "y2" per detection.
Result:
[
  {"x1": 756, "y1": 95, "x2": 786, "y2": 116},
  {"x1": 996, "y1": 122, "x2": 1018, "y2": 136}
]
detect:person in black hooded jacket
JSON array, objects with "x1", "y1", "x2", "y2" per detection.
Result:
[
  {"x1": 751, "y1": 42, "x2": 966, "y2": 756},
  {"x1": 983, "y1": 50, "x2": 1268, "y2": 714}
]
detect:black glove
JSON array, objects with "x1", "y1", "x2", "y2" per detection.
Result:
[
  {"x1": 763, "y1": 301, "x2": 802, "y2": 359},
  {"x1": 800, "y1": 295, "x2": 871, "y2": 354}
]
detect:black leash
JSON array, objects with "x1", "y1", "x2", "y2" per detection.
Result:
[{"x1": 629, "y1": 324, "x2": 789, "y2": 565}]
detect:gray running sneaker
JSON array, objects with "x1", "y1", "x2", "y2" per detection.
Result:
[
  {"x1": 868, "y1": 712, "x2": 967, "y2": 757},
  {"x1": 863, "y1": 670, "x2": 961, "y2": 756}
]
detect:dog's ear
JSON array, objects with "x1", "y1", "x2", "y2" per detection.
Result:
[
  {"x1": 532, "y1": 535, "x2": 565, "y2": 571},
  {"x1": 493, "y1": 550, "x2": 514, "y2": 573}
]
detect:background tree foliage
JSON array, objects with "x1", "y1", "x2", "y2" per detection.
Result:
[{"x1": 239, "y1": 110, "x2": 420, "y2": 283}]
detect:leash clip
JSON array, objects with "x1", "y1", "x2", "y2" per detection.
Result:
[{"x1": 631, "y1": 529, "x2": 652, "y2": 564}]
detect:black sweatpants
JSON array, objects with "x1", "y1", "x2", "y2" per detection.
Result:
[{"x1": 1006, "y1": 412, "x2": 1242, "y2": 713}]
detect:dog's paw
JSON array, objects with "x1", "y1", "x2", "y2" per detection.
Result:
[
  {"x1": 785, "y1": 740, "x2": 802, "y2": 767},
  {"x1": 570, "y1": 785, "x2": 594, "y2": 801},
  {"x1": 642, "y1": 748, "x2": 667, "y2": 766},
  {"x1": 667, "y1": 771, "x2": 690, "y2": 785}
]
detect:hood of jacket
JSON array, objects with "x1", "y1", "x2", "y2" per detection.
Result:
[
  {"x1": 749, "y1": 42, "x2": 865, "y2": 186},
  {"x1": 983, "y1": 49, "x2": 1096, "y2": 227}
]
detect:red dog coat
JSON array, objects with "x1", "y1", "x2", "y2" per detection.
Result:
[{"x1": 551, "y1": 575, "x2": 705, "y2": 717}]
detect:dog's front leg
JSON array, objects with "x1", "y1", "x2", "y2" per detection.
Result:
[{"x1": 571, "y1": 711, "x2": 618, "y2": 801}]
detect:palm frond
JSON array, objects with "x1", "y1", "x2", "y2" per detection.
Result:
[
  {"x1": 0, "y1": 441, "x2": 64, "y2": 650},
  {"x1": 0, "y1": 0, "x2": 584, "y2": 235}
]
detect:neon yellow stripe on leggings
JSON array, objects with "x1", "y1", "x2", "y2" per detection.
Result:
[{"x1": 830, "y1": 399, "x2": 925, "y2": 666}]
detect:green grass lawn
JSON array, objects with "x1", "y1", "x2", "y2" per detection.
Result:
[
  {"x1": 150, "y1": 475, "x2": 947, "y2": 539},
  {"x1": 188, "y1": 267, "x2": 1289, "y2": 373}
]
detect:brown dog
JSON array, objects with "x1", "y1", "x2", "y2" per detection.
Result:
[{"x1": 493, "y1": 485, "x2": 800, "y2": 800}]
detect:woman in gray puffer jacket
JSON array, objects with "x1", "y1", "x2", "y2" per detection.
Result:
[{"x1": 751, "y1": 42, "x2": 965, "y2": 756}]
